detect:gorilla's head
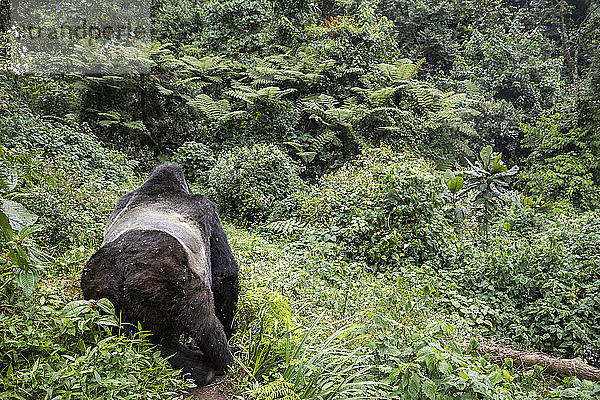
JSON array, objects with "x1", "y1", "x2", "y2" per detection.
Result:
[{"x1": 140, "y1": 163, "x2": 191, "y2": 196}]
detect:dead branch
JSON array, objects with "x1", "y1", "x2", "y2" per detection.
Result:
[{"x1": 477, "y1": 342, "x2": 600, "y2": 382}]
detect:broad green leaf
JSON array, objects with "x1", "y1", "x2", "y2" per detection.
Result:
[
  {"x1": 443, "y1": 170, "x2": 455, "y2": 183},
  {"x1": 447, "y1": 177, "x2": 464, "y2": 194},
  {"x1": 26, "y1": 244, "x2": 52, "y2": 266},
  {"x1": 18, "y1": 224, "x2": 43, "y2": 240},
  {"x1": 297, "y1": 151, "x2": 317, "y2": 163},
  {"x1": 98, "y1": 298, "x2": 116, "y2": 314},
  {"x1": 438, "y1": 359, "x2": 452, "y2": 375},
  {"x1": 493, "y1": 152, "x2": 502, "y2": 165},
  {"x1": 489, "y1": 370, "x2": 504, "y2": 385},
  {"x1": 15, "y1": 266, "x2": 40, "y2": 297},
  {"x1": 407, "y1": 374, "x2": 421, "y2": 398},
  {"x1": 9, "y1": 244, "x2": 30, "y2": 270},
  {"x1": 61, "y1": 300, "x2": 93, "y2": 318},
  {"x1": 1, "y1": 199, "x2": 38, "y2": 230},
  {"x1": 283, "y1": 141, "x2": 304, "y2": 152},
  {"x1": 454, "y1": 207, "x2": 465, "y2": 222},
  {"x1": 422, "y1": 379, "x2": 436, "y2": 400},
  {"x1": 0, "y1": 209, "x2": 13, "y2": 241},
  {"x1": 480, "y1": 145, "x2": 493, "y2": 165},
  {"x1": 416, "y1": 346, "x2": 435, "y2": 358},
  {"x1": 97, "y1": 315, "x2": 119, "y2": 327},
  {"x1": 492, "y1": 161, "x2": 508, "y2": 172}
]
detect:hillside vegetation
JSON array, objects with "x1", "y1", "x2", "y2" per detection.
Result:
[{"x1": 1, "y1": 0, "x2": 600, "y2": 399}]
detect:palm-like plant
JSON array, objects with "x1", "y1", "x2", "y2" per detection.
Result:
[{"x1": 463, "y1": 145, "x2": 518, "y2": 238}]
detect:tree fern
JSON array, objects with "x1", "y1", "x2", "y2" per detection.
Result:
[
  {"x1": 227, "y1": 84, "x2": 296, "y2": 105},
  {"x1": 377, "y1": 58, "x2": 425, "y2": 83},
  {"x1": 243, "y1": 51, "x2": 334, "y2": 89},
  {"x1": 174, "y1": 55, "x2": 230, "y2": 89},
  {"x1": 186, "y1": 93, "x2": 247, "y2": 121},
  {"x1": 301, "y1": 95, "x2": 353, "y2": 132},
  {"x1": 312, "y1": 131, "x2": 341, "y2": 151}
]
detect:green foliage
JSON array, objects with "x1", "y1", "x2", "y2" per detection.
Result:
[
  {"x1": 173, "y1": 141, "x2": 217, "y2": 184},
  {"x1": 0, "y1": 296, "x2": 192, "y2": 398},
  {"x1": 231, "y1": 224, "x2": 600, "y2": 400},
  {"x1": 3, "y1": 1, "x2": 600, "y2": 398},
  {"x1": 352, "y1": 59, "x2": 479, "y2": 163},
  {"x1": 437, "y1": 211, "x2": 600, "y2": 365},
  {"x1": 520, "y1": 114, "x2": 600, "y2": 210},
  {"x1": 152, "y1": 0, "x2": 204, "y2": 48},
  {"x1": 207, "y1": 144, "x2": 304, "y2": 222},
  {"x1": 377, "y1": 0, "x2": 473, "y2": 73},
  {"x1": 462, "y1": 146, "x2": 518, "y2": 237},
  {"x1": 0, "y1": 101, "x2": 136, "y2": 188},
  {"x1": 365, "y1": 318, "x2": 517, "y2": 399},
  {"x1": 271, "y1": 147, "x2": 453, "y2": 271},
  {"x1": 450, "y1": 26, "x2": 564, "y2": 113},
  {"x1": 365, "y1": 316, "x2": 600, "y2": 399},
  {"x1": 235, "y1": 288, "x2": 373, "y2": 399},
  {"x1": 305, "y1": 1, "x2": 400, "y2": 69},
  {"x1": 1, "y1": 88, "x2": 136, "y2": 250},
  {"x1": 24, "y1": 162, "x2": 127, "y2": 251},
  {"x1": 196, "y1": 0, "x2": 272, "y2": 55},
  {"x1": 0, "y1": 146, "x2": 52, "y2": 298}
]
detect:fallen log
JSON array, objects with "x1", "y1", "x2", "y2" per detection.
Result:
[{"x1": 477, "y1": 343, "x2": 600, "y2": 382}]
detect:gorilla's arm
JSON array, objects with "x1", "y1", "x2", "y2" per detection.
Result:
[{"x1": 205, "y1": 200, "x2": 239, "y2": 338}]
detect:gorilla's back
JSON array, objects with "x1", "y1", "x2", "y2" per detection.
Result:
[{"x1": 103, "y1": 203, "x2": 211, "y2": 285}]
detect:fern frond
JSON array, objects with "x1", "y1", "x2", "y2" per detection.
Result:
[
  {"x1": 409, "y1": 58, "x2": 426, "y2": 79},
  {"x1": 250, "y1": 379, "x2": 300, "y2": 400},
  {"x1": 368, "y1": 87, "x2": 401, "y2": 106},
  {"x1": 219, "y1": 110, "x2": 248, "y2": 122},
  {"x1": 436, "y1": 157, "x2": 456, "y2": 171},
  {"x1": 311, "y1": 131, "x2": 339, "y2": 151},
  {"x1": 411, "y1": 87, "x2": 437, "y2": 109},
  {"x1": 188, "y1": 94, "x2": 230, "y2": 120},
  {"x1": 264, "y1": 220, "x2": 306, "y2": 235}
]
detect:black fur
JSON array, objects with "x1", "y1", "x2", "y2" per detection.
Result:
[{"x1": 81, "y1": 163, "x2": 239, "y2": 385}]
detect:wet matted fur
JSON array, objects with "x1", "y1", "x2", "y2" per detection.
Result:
[{"x1": 81, "y1": 163, "x2": 239, "y2": 385}]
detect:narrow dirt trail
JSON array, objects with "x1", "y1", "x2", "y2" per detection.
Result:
[{"x1": 186, "y1": 377, "x2": 232, "y2": 400}]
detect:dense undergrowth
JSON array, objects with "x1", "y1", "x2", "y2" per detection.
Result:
[{"x1": 1, "y1": 0, "x2": 600, "y2": 398}]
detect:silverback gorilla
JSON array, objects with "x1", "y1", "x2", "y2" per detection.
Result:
[{"x1": 81, "y1": 163, "x2": 239, "y2": 385}]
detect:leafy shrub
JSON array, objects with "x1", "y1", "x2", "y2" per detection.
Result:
[
  {"x1": 24, "y1": 161, "x2": 127, "y2": 252},
  {"x1": 450, "y1": 27, "x2": 564, "y2": 113},
  {"x1": 271, "y1": 147, "x2": 453, "y2": 272},
  {"x1": 437, "y1": 212, "x2": 600, "y2": 365},
  {"x1": 0, "y1": 297, "x2": 192, "y2": 398},
  {"x1": 206, "y1": 144, "x2": 304, "y2": 222},
  {"x1": 173, "y1": 141, "x2": 216, "y2": 184},
  {"x1": 197, "y1": 0, "x2": 272, "y2": 55},
  {"x1": 0, "y1": 105, "x2": 136, "y2": 187},
  {"x1": 305, "y1": 2, "x2": 399, "y2": 69},
  {"x1": 520, "y1": 114, "x2": 600, "y2": 210},
  {"x1": 377, "y1": 0, "x2": 469, "y2": 73},
  {"x1": 363, "y1": 316, "x2": 600, "y2": 399},
  {"x1": 0, "y1": 146, "x2": 49, "y2": 297},
  {"x1": 1, "y1": 101, "x2": 137, "y2": 251}
]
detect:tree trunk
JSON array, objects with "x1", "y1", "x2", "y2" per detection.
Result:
[{"x1": 556, "y1": 0, "x2": 580, "y2": 99}]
